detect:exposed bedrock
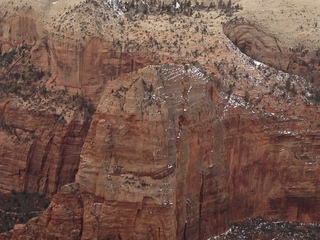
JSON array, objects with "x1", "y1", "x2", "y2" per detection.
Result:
[
  {"x1": 76, "y1": 64, "x2": 223, "y2": 239},
  {"x1": 223, "y1": 19, "x2": 320, "y2": 84},
  {"x1": 223, "y1": 109, "x2": 320, "y2": 224},
  {"x1": 33, "y1": 37, "x2": 152, "y2": 99},
  {"x1": 0, "y1": 15, "x2": 153, "y2": 104},
  {"x1": 0, "y1": 8, "x2": 320, "y2": 240},
  {"x1": 0, "y1": 98, "x2": 91, "y2": 196},
  {"x1": 4, "y1": 64, "x2": 320, "y2": 239}
]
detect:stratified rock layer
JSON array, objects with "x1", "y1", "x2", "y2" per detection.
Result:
[
  {"x1": 0, "y1": 1, "x2": 320, "y2": 239},
  {"x1": 0, "y1": 99, "x2": 91, "y2": 195},
  {"x1": 4, "y1": 64, "x2": 320, "y2": 240},
  {"x1": 223, "y1": 108, "x2": 320, "y2": 224},
  {"x1": 223, "y1": 19, "x2": 320, "y2": 84},
  {"x1": 77, "y1": 64, "x2": 221, "y2": 239}
]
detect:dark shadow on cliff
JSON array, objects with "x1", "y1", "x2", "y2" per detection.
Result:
[{"x1": 0, "y1": 191, "x2": 49, "y2": 233}]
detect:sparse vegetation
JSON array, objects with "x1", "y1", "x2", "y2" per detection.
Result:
[
  {"x1": 0, "y1": 45, "x2": 95, "y2": 122},
  {"x1": 0, "y1": 0, "x2": 320, "y2": 238},
  {"x1": 213, "y1": 217, "x2": 320, "y2": 239},
  {"x1": 0, "y1": 191, "x2": 49, "y2": 233},
  {"x1": 244, "y1": 90, "x2": 249, "y2": 103}
]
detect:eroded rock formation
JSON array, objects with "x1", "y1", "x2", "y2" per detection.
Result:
[
  {"x1": 0, "y1": 12, "x2": 152, "y2": 105},
  {"x1": 76, "y1": 64, "x2": 222, "y2": 239},
  {"x1": 223, "y1": 19, "x2": 320, "y2": 84},
  {"x1": 0, "y1": 99, "x2": 91, "y2": 195},
  {"x1": 3, "y1": 64, "x2": 320, "y2": 239},
  {"x1": 0, "y1": 0, "x2": 319, "y2": 239}
]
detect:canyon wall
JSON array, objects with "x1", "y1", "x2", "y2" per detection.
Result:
[
  {"x1": 1, "y1": 14, "x2": 151, "y2": 104},
  {"x1": 40, "y1": 37, "x2": 151, "y2": 98},
  {"x1": 0, "y1": 13, "x2": 93, "y2": 197},
  {"x1": 3, "y1": 64, "x2": 320, "y2": 240},
  {"x1": 0, "y1": 2, "x2": 319, "y2": 239},
  {"x1": 0, "y1": 99, "x2": 91, "y2": 196},
  {"x1": 223, "y1": 108, "x2": 320, "y2": 224}
]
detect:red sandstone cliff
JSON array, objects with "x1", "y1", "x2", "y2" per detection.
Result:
[
  {"x1": 3, "y1": 64, "x2": 320, "y2": 239},
  {"x1": 0, "y1": 0, "x2": 319, "y2": 239},
  {"x1": 0, "y1": 98, "x2": 91, "y2": 195}
]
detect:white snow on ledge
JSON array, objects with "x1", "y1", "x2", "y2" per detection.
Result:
[
  {"x1": 253, "y1": 59, "x2": 267, "y2": 67},
  {"x1": 208, "y1": 228, "x2": 232, "y2": 239}
]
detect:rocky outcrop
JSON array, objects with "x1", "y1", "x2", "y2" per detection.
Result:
[
  {"x1": 4, "y1": 64, "x2": 320, "y2": 239},
  {"x1": 223, "y1": 19, "x2": 320, "y2": 84},
  {"x1": 223, "y1": 108, "x2": 320, "y2": 224},
  {"x1": 0, "y1": 14, "x2": 39, "y2": 46},
  {"x1": 76, "y1": 64, "x2": 221, "y2": 239},
  {"x1": 0, "y1": 99, "x2": 91, "y2": 196},
  {"x1": 44, "y1": 38, "x2": 152, "y2": 98},
  {"x1": 1, "y1": 64, "x2": 222, "y2": 239},
  {"x1": 1, "y1": 1, "x2": 320, "y2": 239},
  {"x1": 3, "y1": 183, "x2": 83, "y2": 240},
  {"x1": 0, "y1": 10, "x2": 152, "y2": 104}
]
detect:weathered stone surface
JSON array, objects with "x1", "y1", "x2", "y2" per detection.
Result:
[
  {"x1": 222, "y1": 108, "x2": 320, "y2": 224},
  {"x1": 45, "y1": 38, "x2": 151, "y2": 98},
  {"x1": 2, "y1": 15, "x2": 39, "y2": 46},
  {"x1": 0, "y1": 5, "x2": 151, "y2": 104},
  {"x1": 3, "y1": 183, "x2": 83, "y2": 240},
  {"x1": 0, "y1": 100, "x2": 91, "y2": 196},
  {"x1": 223, "y1": 19, "x2": 320, "y2": 84},
  {"x1": 76, "y1": 64, "x2": 220, "y2": 239},
  {"x1": 0, "y1": 1, "x2": 320, "y2": 239},
  {"x1": 4, "y1": 64, "x2": 320, "y2": 240}
]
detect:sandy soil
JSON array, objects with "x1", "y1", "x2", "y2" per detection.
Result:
[
  {"x1": 236, "y1": 0, "x2": 320, "y2": 51},
  {"x1": 1, "y1": 0, "x2": 319, "y2": 51}
]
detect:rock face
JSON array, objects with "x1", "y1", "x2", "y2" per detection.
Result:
[
  {"x1": 0, "y1": 99, "x2": 91, "y2": 195},
  {"x1": 0, "y1": 15, "x2": 96, "y2": 197},
  {"x1": 1, "y1": 1, "x2": 320, "y2": 239},
  {"x1": 223, "y1": 108, "x2": 320, "y2": 224},
  {"x1": 35, "y1": 37, "x2": 151, "y2": 98},
  {"x1": 4, "y1": 64, "x2": 320, "y2": 240},
  {"x1": 77, "y1": 64, "x2": 221, "y2": 239},
  {"x1": 2, "y1": 64, "x2": 226, "y2": 239},
  {"x1": 223, "y1": 19, "x2": 320, "y2": 84},
  {"x1": 0, "y1": 14, "x2": 39, "y2": 46},
  {"x1": 1, "y1": 12, "x2": 151, "y2": 104},
  {"x1": 4, "y1": 183, "x2": 83, "y2": 240}
]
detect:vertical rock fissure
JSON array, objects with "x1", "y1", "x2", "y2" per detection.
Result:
[
  {"x1": 79, "y1": 194, "x2": 85, "y2": 239},
  {"x1": 199, "y1": 171, "x2": 204, "y2": 240},
  {"x1": 118, "y1": 48, "x2": 123, "y2": 77},
  {"x1": 37, "y1": 135, "x2": 54, "y2": 193},
  {"x1": 55, "y1": 131, "x2": 68, "y2": 193},
  {"x1": 133, "y1": 208, "x2": 141, "y2": 236},
  {"x1": 183, "y1": 222, "x2": 187, "y2": 240},
  {"x1": 23, "y1": 141, "x2": 36, "y2": 193},
  {"x1": 56, "y1": 118, "x2": 92, "y2": 192}
]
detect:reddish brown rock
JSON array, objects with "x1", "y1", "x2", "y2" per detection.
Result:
[
  {"x1": 30, "y1": 36, "x2": 153, "y2": 103},
  {"x1": 0, "y1": 2, "x2": 320, "y2": 240},
  {"x1": 3, "y1": 15, "x2": 39, "y2": 46},
  {"x1": 2, "y1": 63, "x2": 320, "y2": 239},
  {"x1": 3, "y1": 183, "x2": 83, "y2": 240},
  {"x1": 223, "y1": 108, "x2": 320, "y2": 224},
  {"x1": 0, "y1": 100, "x2": 91, "y2": 196},
  {"x1": 76, "y1": 64, "x2": 220, "y2": 239}
]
